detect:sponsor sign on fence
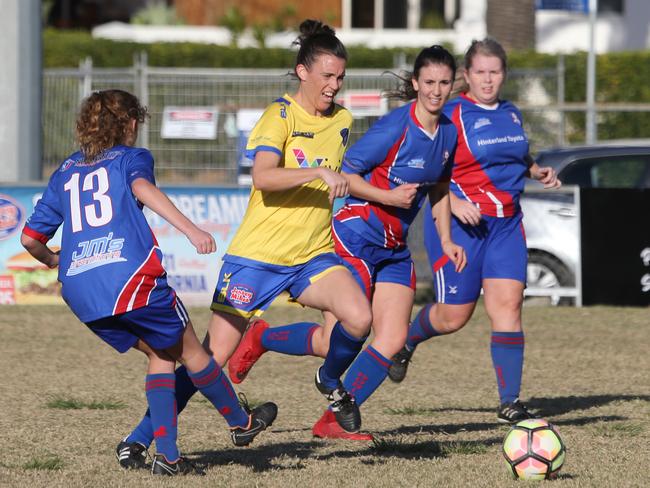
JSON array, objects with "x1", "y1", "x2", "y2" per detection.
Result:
[{"x1": 0, "y1": 186, "x2": 249, "y2": 306}]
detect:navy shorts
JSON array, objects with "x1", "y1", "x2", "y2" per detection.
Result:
[
  {"x1": 332, "y1": 219, "x2": 415, "y2": 299},
  {"x1": 210, "y1": 253, "x2": 347, "y2": 319},
  {"x1": 425, "y1": 212, "x2": 527, "y2": 304},
  {"x1": 86, "y1": 289, "x2": 189, "y2": 353}
]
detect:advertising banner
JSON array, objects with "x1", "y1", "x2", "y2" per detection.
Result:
[{"x1": 0, "y1": 185, "x2": 250, "y2": 307}]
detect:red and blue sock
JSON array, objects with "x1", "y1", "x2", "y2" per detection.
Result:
[
  {"x1": 261, "y1": 322, "x2": 320, "y2": 355},
  {"x1": 319, "y1": 321, "x2": 367, "y2": 390},
  {"x1": 188, "y1": 357, "x2": 249, "y2": 428},
  {"x1": 490, "y1": 331, "x2": 525, "y2": 404},
  {"x1": 405, "y1": 304, "x2": 441, "y2": 350},
  {"x1": 342, "y1": 345, "x2": 392, "y2": 406},
  {"x1": 127, "y1": 366, "x2": 197, "y2": 448},
  {"x1": 145, "y1": 373, "x2": 179, "y2": 462}
]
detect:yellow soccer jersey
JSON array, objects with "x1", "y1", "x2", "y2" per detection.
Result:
[{"x1": 226, "y1": 94, "x2": 352, "y2": 266}]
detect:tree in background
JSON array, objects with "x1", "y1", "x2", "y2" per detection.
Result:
[{"x1": 486, "y1": 0, "x2": 535, "y2": 51}]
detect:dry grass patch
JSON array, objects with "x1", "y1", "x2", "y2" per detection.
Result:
[{"x1": 1, "y1": 303, "x2": 648, "y2": 487}]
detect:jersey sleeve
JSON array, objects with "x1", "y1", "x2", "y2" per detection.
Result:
[
  {"x1": 342, "y1": 111, "x2": 403, "y2": 175},
  {"x1": 125, "y1": 148, "x2": 156, "y2": 187},
  {"x1": 245, "y1": 101, "x2": 289, "y2": 159},
  {"x1": 22, "y1": 172, "x2": 63, "y2": 243}
]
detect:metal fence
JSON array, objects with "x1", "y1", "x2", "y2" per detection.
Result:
[
  {"x1": 43, "y1": 54, "x2": 571, "y2": 183},
  {"x1": 43, "y1": 55, "x2": 650, "y2": 184}
]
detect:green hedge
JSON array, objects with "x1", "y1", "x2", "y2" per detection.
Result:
[{"x1": 43, "y1": 30, "x2": 650, "y2": 101}]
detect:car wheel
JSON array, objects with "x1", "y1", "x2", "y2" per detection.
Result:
[{"x1": 527, "y1": 252, "x2": 575, "y2": 306}]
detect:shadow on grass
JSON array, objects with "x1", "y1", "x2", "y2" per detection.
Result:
[
  {"x1": 527, "y1": 394, "x2": 650, "y2": 417},
  {"x1": 191, "y1": 437, "x2": 501, "y2": 473}
]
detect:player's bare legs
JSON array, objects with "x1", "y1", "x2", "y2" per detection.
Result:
[
  {"x1": 483, "y1": 278, "x2": 524, "y2": 333},
  {"x1": 204, "y1": 312, "x2": 249, "y2": 367},
  {"x1": 296, "y1": 268, "x2": 372, "y2": 338}
]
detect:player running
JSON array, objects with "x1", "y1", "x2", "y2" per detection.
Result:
[
  {"x1": 388, "y1": 38, "x2": 561, "y2": 423},
  {"x1": 121, "y1": 19, "x2": 372, "y2": 445},
  {"x1": 20, "y1": 89, "x2": 277, "y2": 476},
  {"x1": 228, "y1": 45, "x2": 466, "y2": 439}
]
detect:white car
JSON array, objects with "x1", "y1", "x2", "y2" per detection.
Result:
[{"x1": 522, "y1": 144, "x2": 650, "y2": 304}]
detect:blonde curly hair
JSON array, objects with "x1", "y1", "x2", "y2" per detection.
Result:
[{"x1": 75, "y1": 90, "x2": 148, "y2": 161}]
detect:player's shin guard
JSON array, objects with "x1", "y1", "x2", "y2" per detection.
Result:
[
  {"x1": 405, "y1": 303, "x2": 442, "y2": 350},
  {"x1": 343, "y1": 345, "x2": 392, "y2": 406},
  {"x1": 145, "y1": 374, "x2": 179, "y2": 463},
  {"x1": 261, "y1": 322, "x2": 320, "y2": 355},
  {"x1": 319, "y1": 322, "x2": 367, "y2": 390},
  {"x1": 491, "y1": 331, "x2": 525, "y2": 404},
  {"x1": 126, "y1": 365, "x2": 197, "y2": 448},
  {"x1": 188, "y1": 357, "x2": 249, "y2": 428}
]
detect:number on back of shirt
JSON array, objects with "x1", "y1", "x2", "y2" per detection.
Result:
[{"x1": 63, "y1": 167, "x2": 113, "y2": 232}]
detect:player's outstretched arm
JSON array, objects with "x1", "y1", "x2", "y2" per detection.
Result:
[
  {"x1": 20, "y1": 234, "x2": 59, "y2": 269},
  {"x1": 131, "y1": 178, "x2": 216, "y2": 255}
]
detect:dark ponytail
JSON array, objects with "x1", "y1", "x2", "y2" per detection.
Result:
[
  {"x1": 293, "y1": 19, "x2": 347, "y2": 76},
  {"x1": 385, "y1": 45, "x2": 457, "y2": 101}
]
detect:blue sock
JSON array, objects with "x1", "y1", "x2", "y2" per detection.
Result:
[
  {"x1": 491, "y1": 331, "x2": 525, "y2": 404},
  {"x1": 127, "y1": 366, "x2": 197, "y2": 447},
  {"x1": 319, "y1": 322, "x2": 367, "y2": 390},
  {"x1": 261, "y1": 322, "x2": 320, "y2": 355},
  {"x1": 342, "y1": 346, "x2": 392, "y2": 406},
  {"x1": 405, "y1": 304, "x2": 441, "y2": 350},
  {"x1": 145, "y1": 374, "x2": 179, "y2": 462},
  {"x1": 188, "y1": 357, "x2": 249, "y2": 428}
]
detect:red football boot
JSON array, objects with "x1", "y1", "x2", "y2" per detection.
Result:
[
  {"x1": 228, "y1": 319, "x2": 269, "y2": 384},
  {"x1": 312, "y1": 410, "x2": 374, "y2": 441}
]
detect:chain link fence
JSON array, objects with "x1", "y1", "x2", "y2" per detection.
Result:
[{"x1": 42, "y1": 55, "x2": 574, "y2": 184}]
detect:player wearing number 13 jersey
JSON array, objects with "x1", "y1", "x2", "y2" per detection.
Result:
[
  {"x1": 21, "y1": 90, "x2": 278, "y2": 474},
  {"x1": 22, "y1": 144, "x2": 167, "y2": 323}
]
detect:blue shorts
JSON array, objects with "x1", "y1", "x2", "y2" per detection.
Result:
[
  {"x1": 210, "y1": 253, "x2": 347, "y2": 319},
  {"x1": 332, "y1": 219, "x2": 416, "y2": 299},
  {"x1": 86, "y1": 289, "x2": 189, "y2": 353},
  {"x1": 424, "y1": 212, "x2": 527, "y2": 304}
]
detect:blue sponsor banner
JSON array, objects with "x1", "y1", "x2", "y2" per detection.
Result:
[
  {"x1": 536, "y1": 0, "x2": 588, "y2": 12},
  {"x1": 0, "y1": 185, "x2": 250, "y2": 306}
]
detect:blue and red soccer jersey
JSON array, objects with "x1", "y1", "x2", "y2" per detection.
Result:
[
  {"x1": 334, "y1": 101, "x2": 457, "y2": 249},
  {"x1": 22, "y1": 146, "x2": 170, "y2": 322},
  {"x1": 444, "y1": 93, "x2": 529, "y2": 217}
]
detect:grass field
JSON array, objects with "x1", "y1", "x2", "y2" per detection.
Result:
[{"x1": 1, "y1": 303, "x2": 648, "y2": 487}]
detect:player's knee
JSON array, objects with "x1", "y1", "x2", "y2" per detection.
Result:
[
  {"x1": 436, "y1": 310, "x2": 471, "y2": 333},
  {"x1": 340, "y1": 304, "x2": 372, "y2": 338}
]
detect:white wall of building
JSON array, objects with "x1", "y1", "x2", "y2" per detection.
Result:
[{"x1": 91, "y1": 0, "x2": 650, "y2": 54}]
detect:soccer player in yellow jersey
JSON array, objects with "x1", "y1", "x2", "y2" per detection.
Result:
[
  {"x1": 119, "y1": 20, "x2": 372, "y2": 447},
  {"x1": 218, "y1": 19, "x2": 372, "y2": 434}
]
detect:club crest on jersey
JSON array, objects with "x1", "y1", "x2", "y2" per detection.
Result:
[
  {"x1": 229, "y1": 285, "x2": 254, "y2": 305},
  {"x1": 340, "y1": 128, "x2": 350, "y2": 146},
  {"x1": 510, "y1": 112, "x2": 521, "y2": 125},
  {"x1": 60, "y1": 158, "x2": 75, "y2": 172},
  {"x1": 473, "y1": 117, "x2": 492, "y2": 130},
  {"x1": 0, "y1": 195, "x2": 24, "y2": 240},
  {"x1": 293, "y1": 148, "x2": 323, "y2": 168},
  {"x1": 442, "y1": 150, "x2": 450, "y2": 166},
  {"x1": 407, "y1": 158, "x2": 425, "y2": 169}
]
